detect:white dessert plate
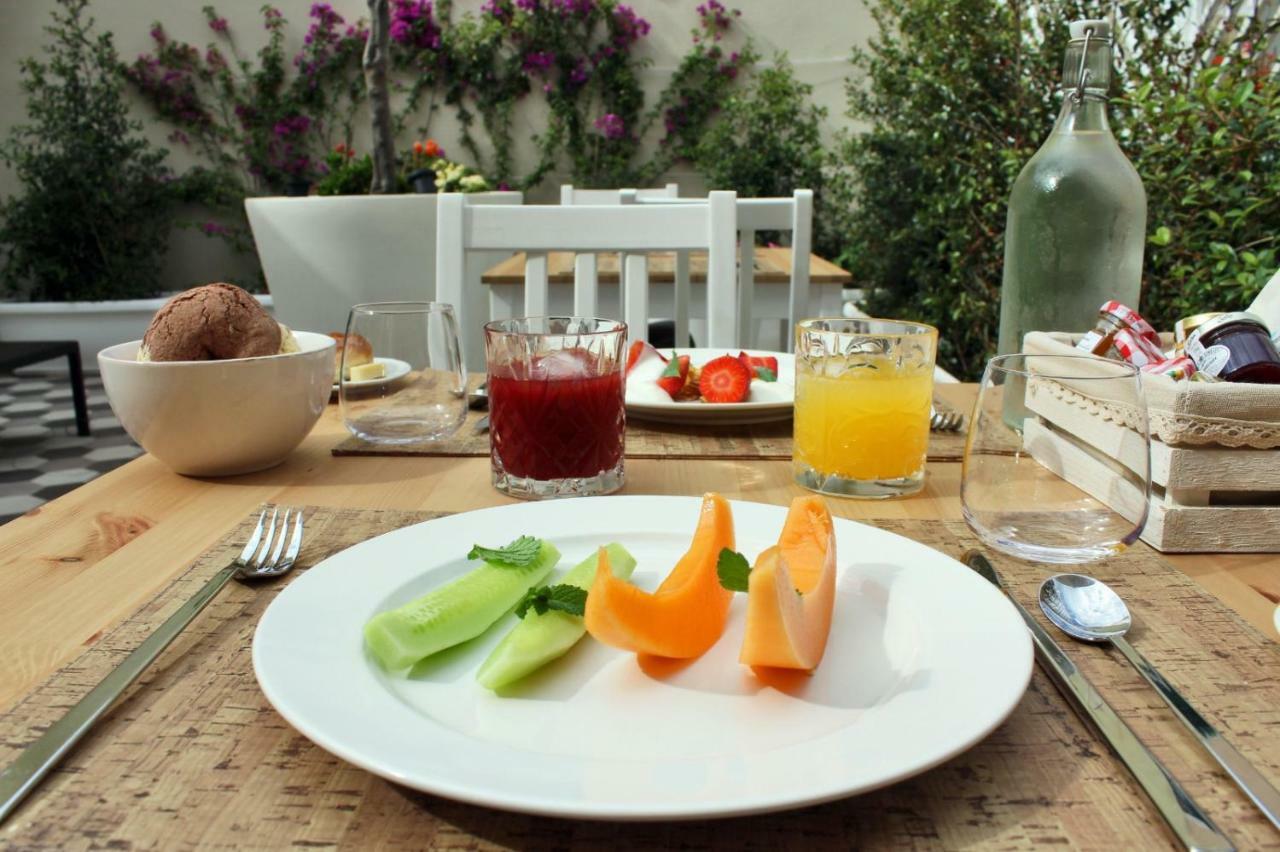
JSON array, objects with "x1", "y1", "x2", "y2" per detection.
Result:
[
  {"x1": 253, "y1": 496, "x2": 1032, "y2": 821},
  {"x1": 333, "y1": 357, "x2": 412, "y2": 392},
  {"x1": 626, "y1": 349, "x2": 794, "y2": 425}
]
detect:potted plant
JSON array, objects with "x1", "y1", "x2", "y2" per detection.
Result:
[
  {"x1": 405, "y1": 139, "x2": 445, "y2": 193},
  {"x1": 0, "y1": 0, "x2": 269, "y2": 367}
]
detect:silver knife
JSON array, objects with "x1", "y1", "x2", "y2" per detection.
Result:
[{"x1": 964, "y1": 551, "x2": 1234, "y2": 852}]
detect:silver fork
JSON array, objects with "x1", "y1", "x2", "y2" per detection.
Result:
[
  {"x1": 930, "y1": 404, "x2": 965, "y2": 432},
  {"x1": 0, "y1": 506, "x2": 305, "y2": 824}
]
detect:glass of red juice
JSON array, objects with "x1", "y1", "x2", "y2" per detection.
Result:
[{"x1": 484, "y1": 317, "x2": 627, "y2": 499}]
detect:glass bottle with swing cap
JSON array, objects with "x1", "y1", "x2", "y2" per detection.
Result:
[{"x1": 996, "y1": 19, "x2": 1148, "y2": 358}]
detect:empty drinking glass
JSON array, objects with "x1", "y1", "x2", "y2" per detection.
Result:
[
  {"x1": 339, "y1": 302, "x2": 467, "y2": 444},
  {"x1": 962, "y1": 353, "x2": 1151, "y2": 564},
  {"x1": 485, "y1": 317, "x2": 626, "y2": 499}
]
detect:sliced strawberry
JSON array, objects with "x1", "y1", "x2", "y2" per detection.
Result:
[
  {"x1": 738, "y1": 351, "x2": 779, "y2": 382},
  {"x1": 625, "y1": 340, "x2": 667, "y2": 376},
  {"x1": 674, "y1": 363, "x2": 702, "y2": 401},
  {"x1": 656, "y1": 353, "x2": 691, "y2": 399},
  {"x1": 699, "y1": 355, "x2": 751, "y2": 403}
]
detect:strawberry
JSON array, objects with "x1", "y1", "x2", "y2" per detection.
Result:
[
  {"x1": 656, "y1": 353, "x2": 691, "y2": 399},
  {"x1": 738, "y1": 351, "x2": 779, "y2": 382},
  {"x1": 698, "y1": 355, "x2": 751, "y2": 403},
  {"x1": 625, "y1": 340, "x2": 667, "y2": 375}
]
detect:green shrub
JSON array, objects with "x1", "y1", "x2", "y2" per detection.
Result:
[
  {"x1": 836, "y1": 0, "x2": 1279, "y2": 379},
  {"x1": 694, "y1": 56, "x2": 834, "y2": 253},
  {"x1": 0, "y1": 0, "x2": 174, "y2": 302}
]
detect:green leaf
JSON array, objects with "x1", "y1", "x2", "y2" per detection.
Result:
[
  {"x1": 1150, "y1": 226, "x2": 1172, "y2": 246},
  {"x1": 514, "y1": 584, "x2": 588, "y2": 618},
  {"x1": 467, "y1": 535, "x2": 543, "y2": 568},
  {"x1": 754, "y1": 366, "x2": 778, "y2": 382},
  {"x1": 717, "y1": 548, "x2": 751, "y2": 592},
  {"x1": 661, "y1": 352, "x2": 683, "y2": 378}
]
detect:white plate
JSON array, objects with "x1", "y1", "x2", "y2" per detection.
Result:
[
  {"x1": 253, "y1": 496, "x2": 1032, "y2": 820},
  {"x1": 332, "y1": 357, "x2": 412, "y2": 392},
  {"x1": 626, "y1": 349, "x2": 794, "y2": 425}
]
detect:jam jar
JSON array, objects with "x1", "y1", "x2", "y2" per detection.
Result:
[{"x1": 1185, "y1": 312, "x2": 1280, "y2": 384}]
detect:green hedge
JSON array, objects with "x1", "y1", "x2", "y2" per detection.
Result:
[{"x1": 834, "y1": 0, "x2": 1279, "y2": 379}]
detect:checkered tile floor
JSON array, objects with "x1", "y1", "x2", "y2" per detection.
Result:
[{"x1": 0, "y1": 368, "x2": 141, "y2": 526}]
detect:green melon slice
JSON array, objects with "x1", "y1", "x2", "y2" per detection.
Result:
[
  {"x1": 476, "y1": 543, "x2": 636, "y2": 691},
  {"x1": 364, "y1": 540, "x2": 560, "y2": 671}
]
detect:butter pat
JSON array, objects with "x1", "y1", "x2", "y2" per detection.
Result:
[{"x1": 348, "y1": 362, "x2": 386, "y2": 382}]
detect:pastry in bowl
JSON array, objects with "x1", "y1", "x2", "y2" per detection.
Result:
[
  {"x1": 137, "y1": 282, "x2": 299, "y2": 362},
  {"x1": 99, "y1": 284, "x2": 335, "y2": 477}
]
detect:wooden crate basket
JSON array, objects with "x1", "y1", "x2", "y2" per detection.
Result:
[{"x1": 1020, "y1": 333, "x2": 1280, "y2": 553}]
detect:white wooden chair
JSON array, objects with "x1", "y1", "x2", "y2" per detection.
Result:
[
  {"x1": 436, "y1": 191, "x2": 738, "y2": 370},
  {"x1": 560, "y1": 184, "x2": 692, "y2": 347},
  {"x1": 632, "y1": 190, "x2": 814, "y2": 351}
]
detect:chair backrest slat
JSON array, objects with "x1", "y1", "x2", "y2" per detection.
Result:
[{"x1": 436, "y1": 190, "x2": 737, "y2": 367}]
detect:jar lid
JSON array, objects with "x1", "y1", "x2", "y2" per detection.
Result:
[
  {"x1": 1174, "y1": 312, "x2": 1225, "y2": 343},
  {"x1": 1185, "y1": 312, "x2": 1269, "y2": 347},
  {"x1": 1069, "y1": 19, "x2": 1112, "y2": 41}
]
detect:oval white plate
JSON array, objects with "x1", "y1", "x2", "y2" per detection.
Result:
[
  {"x1": 253, "y1": 496, "x2": 1031, "y2": 821},
  {"x1": 333, "y1": 356, "x2": 412, "y2": 392},
  {"x1": 626, "y1": 349, "x2": 794, "y2": 425}
]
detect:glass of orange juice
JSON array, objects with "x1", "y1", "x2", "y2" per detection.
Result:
[{"x1": 793, "y1": 318, "x2": 938, "y2": 498}]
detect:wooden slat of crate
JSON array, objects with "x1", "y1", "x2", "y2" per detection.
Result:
[
  {"x1": 1025, "y1": 384, "x2": 1280, "y2": 492},
  {"x1": 1024, "y1": 418, "x2": 1279, "y2": 553}
]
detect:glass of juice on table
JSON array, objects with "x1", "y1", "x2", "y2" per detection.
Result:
[
  {"x1": 484, "y1": 317, "x2": 627, "y2": 499},
  {"x1": 793, "y1": 318, "x2": 938, "y2": 498}
]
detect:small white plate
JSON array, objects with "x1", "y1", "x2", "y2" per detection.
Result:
[
  {"x1": 626, "y1": 349, "x2": 794, "y2": 425},
  {"x1": 253, "y1": 496, "x2": 1032, "y2": 821},
  {"x1": 333, "y1": 357, "x2": 412, "y2": 392}
]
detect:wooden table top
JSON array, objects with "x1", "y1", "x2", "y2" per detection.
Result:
[
  {"x1": 2, "y1": 383, "x2": 1275, "y2": 718},
  {"x1": 481, "y1": 246, "x2": 853, "y2": 286}
]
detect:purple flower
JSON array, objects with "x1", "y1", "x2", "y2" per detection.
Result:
[
  {"x1": 149, "y1": 24, "x2": 166, "y2": 43},
  {"x1": 611, "y1": 5, "x2": 650, "y2": 47},
  {"x1": 553, "y1": 0, "x2": 594, "y2": 14},
  {"x1": 208, "y1": 16, "x2": 228, "y2": 33},
  {"x1": 205, "y1": 46, "x2": 226, "y2": 67},
  {"x1": 390, "y1": 0, "x2": 441, "y2": 49},
  {"x1": 522, "y1": 50, "x2": 555, "y2": 74},
  {"x1": 569, "y1": 60, "x2": 589, "y2": 85},
  {"x1": 273, "y1": 114, "x2": 312, "y2": 138},
  {"x1": 481, "y1": 0, "x2": 512, "y2": 19},
  {"x1": 593, "y1": 112, "x2": 626, "y2": 140},
  {"x1": 515, "y1": 0, "x2": 538, "y2": 9},
  {"x1": 168, "y1": 130, "x2": 191, "y2": 145}
]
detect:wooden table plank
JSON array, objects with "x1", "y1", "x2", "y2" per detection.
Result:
[
  {"x1": 481, "y1": 246, "x2": 852, "y2": 285},
  {"x1": 1, "y1": 388, "x2": 1275, "y2": 719}
]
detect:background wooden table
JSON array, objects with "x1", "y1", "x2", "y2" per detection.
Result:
[
  {"x1": 1, "y1": 384, "x2": 1274, "y2": 715},
  {"x1": 480, "y1": 246, "x2": 852, "y2": 285}
]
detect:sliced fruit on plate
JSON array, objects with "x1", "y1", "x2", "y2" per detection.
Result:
[
  {"x1": 738, "y1": 495, "x2": 837, "y2": 671},
  {"x1": 585, "y1": 493, "x2": 734, "y2": 659},
  {"x1": 476, "y1": 543, "x2": 638, "y2": 690},
  {"x1": 738, "y1": 351, "x2": 779, "y2": 382},
  {"x1": 656, "y1": 353, "x2": 691, "y2": 400},
  {"x1": 625, "y1": 340, "x2": 667, "y2": 376},
  {"x1": 698, "y1": 355, "x2": 752, "y2": 403},
  {"x1": 364, "y1": 537, "x2": 561, "y2": 671}
]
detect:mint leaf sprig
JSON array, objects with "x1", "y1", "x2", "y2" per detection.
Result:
[
  {"x1": 468, "y1": 535, "x2": 542, "y2": 568},
  {"x1": 515, "y1": 584, "x2": 588, "y2": 618},
  {"x1": 716, "y1": 548, "x2": 751, "y2": 592}
]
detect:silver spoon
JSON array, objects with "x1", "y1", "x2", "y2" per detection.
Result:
[{"x1": 1040, "y1": 573, "x2": 1280, "y2": 831}]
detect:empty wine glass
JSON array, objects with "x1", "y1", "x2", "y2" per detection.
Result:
[
  {"x1": 962, "y1": 353, "x2": 1150, "y2": 564},
  {"x1": 339, "y1": 302, "x2": 467, "y2": 444}
]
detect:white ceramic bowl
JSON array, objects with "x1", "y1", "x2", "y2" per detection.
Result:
[{"x1": 98, "y1": 331, "x2": 336, "y2": 477}]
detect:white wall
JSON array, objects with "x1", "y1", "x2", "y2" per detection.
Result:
[{"x1": 0, "y1": 1, "x2": 874, "y2": 291}]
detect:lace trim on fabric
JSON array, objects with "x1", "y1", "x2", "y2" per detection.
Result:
[{"x1": 1034, "y1": 380, "x2": 1280, "y2": 449}]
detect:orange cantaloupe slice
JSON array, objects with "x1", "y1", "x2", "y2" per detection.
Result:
[
  {"x1": 740, "y1": 495, "x2": 837, "y2": 671},
  {"x1": 584, "y1": 492, "x2": 734, "y2": 659}
]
